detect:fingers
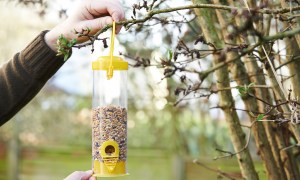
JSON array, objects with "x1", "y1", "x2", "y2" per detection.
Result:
[
  {"x1": 101, "y1": 0, "x2": 125, "y2": 34},
  {"x1": 89, "y1": 0, "x2": 125, "y2": 22},
  {"x1": 81, "y1": 170, "x2": 93, "y2": 180},
  {"x1": 64, "y1": 170, "x2": 93, "y2": 180},
  {"x1": 78, "y1": 16, "x2": 123, "y2": 38},
  {"x1": 84, "y1": 16, "x2": 114, "y2": 32},
  {"x1": 90, "y1": 0, "x2": 125, "y2": 34},
  {"x1": 89, "y1": 176, "x2": 96, "y2": 180},
  {"x1": 55, "y1": 0, "x2": 125, "y2": 45},
  {"x1": 115, "y1": 26, "x2": 122, "y2": 34},
  {"x1": 81, "y1": 0, "x2": 125, "y2": 34}
]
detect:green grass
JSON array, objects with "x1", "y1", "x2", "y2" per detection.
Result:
[
  {"x1": 0, "y1": 159, "x2": 7, "y2": 180},
  {"x1": 186, "y1": 159, "x2": 267, "y2": 180},
  {"x1": 0, "y1": 146, "x2": 267, "y2": 180}
]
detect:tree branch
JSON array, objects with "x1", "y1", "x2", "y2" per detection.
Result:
[
  {"x1": 214, "y1": 122, "x2": 253, "y2": 160},
  {"x1": 193, "y1": 159, "x2": 243, "y2": 180},
  {"x1": 90, "y1": 4, "x2": 300, "y2": 39}
]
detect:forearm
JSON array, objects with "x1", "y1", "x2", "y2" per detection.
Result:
[
  {"x1": 0, "y1": 31, "x2": 65, "y2": 126},
  {"x1": 0, "y1": 0, "x2": 125, "y2": 126}
]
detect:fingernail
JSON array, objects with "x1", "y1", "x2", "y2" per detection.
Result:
[
  {"x1": 113, "y1": 15, "x2": 120, "y2": 22},
  {"x1": 89, "y1": 176, "x2": 96, "y2": 180},
  {"x1": 85, "y1": 170, "x2": 93, "y2": 175}
]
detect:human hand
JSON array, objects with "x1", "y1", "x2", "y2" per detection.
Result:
[
  {"x1": 64, "y1": 170, "x2": 96, "y2": 180},
  {"x1": 45, "y1": 0, "x2": 125, "y2": 51}
]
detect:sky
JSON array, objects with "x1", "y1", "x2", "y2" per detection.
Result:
[
  {"x1": 0, "y1": 0, "x2": 247, "y2": 120},
  {"x1": 48, "y1": 0, "x2": 189, "y2": 96}
]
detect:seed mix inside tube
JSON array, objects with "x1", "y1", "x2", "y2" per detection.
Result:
[{"x1": 92, "y1": 105, "x2": 127, "y2": 162}]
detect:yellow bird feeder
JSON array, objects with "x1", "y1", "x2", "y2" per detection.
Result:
[{"x1": 91, "y1": 21, "x2": 129, "y2": 177}]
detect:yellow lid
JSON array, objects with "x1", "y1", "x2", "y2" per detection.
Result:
[
  {"x1": 92, "y1": 21, "x2": 128, "y2": 80},
  {"x1": 92, "y1": 56, "x2": 128, "y2": 70}
]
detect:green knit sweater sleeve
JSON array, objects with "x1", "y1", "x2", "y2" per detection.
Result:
[{"x1": 0, "y1": 31, "x2": 66, "y2": 126}]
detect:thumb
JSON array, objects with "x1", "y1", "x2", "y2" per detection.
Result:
[
  {"x1": 74, "y1": 16, "x2": 113, "y2": 43},
  {"x1": 84, "y1": 16, "x2": 113, "y2": 33},
  {"x1": 89, "y1": 176, "x2": 97, "y2": 180},
  {"x1": 63, "y1": 170, "x2": 93, "y2": 180},
  {"x1": 81, "y1": 170, "x2": 93, "y2": 180}
]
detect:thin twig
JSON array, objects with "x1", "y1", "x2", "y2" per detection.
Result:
[
  {"x1": 91, "y1": 4, "x2": 300, "y2": 38},
  {"x1": 193, "y1": 159, "x2": 243, "y2": 180},
  {"x1": 281, "y1": 144, "x2": 300, "y2": 151},
  {"x1": 214, "y1": 121, "x2": 255, "y2": 160}
]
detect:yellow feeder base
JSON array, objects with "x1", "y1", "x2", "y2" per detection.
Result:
[{"x1": 93, "y1": 160, "x2": 128, "y2": 177}]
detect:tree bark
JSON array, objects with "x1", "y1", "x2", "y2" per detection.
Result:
[
  {"x1": 243, "y1": 53, "x2": 289, "y2": 180},
  {"x1": 225, "y1": 0, "x2": 299, "y2": 179},
  {"x1": 280, "y1": 0, "x2": 300, "y2": 48},
  {"x1": 286, "y1": 38, "x2": 300, "y2": 100},
  {"x1": 263, "y1": 48, "x2": 300, "y2": 180},
  {"x1": 213, "y1": 1, "x2": 285, "y2": 179},
  {"x1": 226, "y1": 0, "x2": 289, "y2": 178},
  {"x1": 192, "y1": 0, "x2": 258, "y2": 179}
]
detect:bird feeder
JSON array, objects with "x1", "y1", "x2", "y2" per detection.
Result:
[{"x1": 91, "y1": 21, "x2": 128, "y2": 177}]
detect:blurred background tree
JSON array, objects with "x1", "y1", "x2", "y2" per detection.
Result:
[{"x1": 2, "y1": 0, "x2": 300, "y2": 179}]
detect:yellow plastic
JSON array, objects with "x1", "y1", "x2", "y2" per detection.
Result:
[
  {"x1": 92, "y1": 21, "x2": 128, "y2": 178},
  {"x1": 92, "y1": 21, "x2": 128, "y2": 79},
  {"x1": 92, "y1": 56, "x2": 128, "y2": 70},
  {"x1": 100, "y1": 140, "x2": 119, "y2": 172},
  {"x1": 93, "y1": 140, "x2": 127, "y2": 177},
  {"x1": 93, "y1": 161, "x2": 127, "y2": 177}
]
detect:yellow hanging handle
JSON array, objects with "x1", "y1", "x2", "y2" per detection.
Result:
[{"x1": 107, "y1": 21, "x2": 116, "y2": 80}]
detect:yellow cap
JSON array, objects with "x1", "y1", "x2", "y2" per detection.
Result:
[
  {"x1": 92, "y1": 56, "x2": 128, "y2": 71},
  {"x1": 92, "y1": 22, "x2": 128, "y2": 79}
]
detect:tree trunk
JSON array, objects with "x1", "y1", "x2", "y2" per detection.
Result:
[
  {"x1": 212, "y1": 1, "x2": 285, "y2": 179},
  {"x1": 224, "y1": 0, "x2": 299, "y2": 179},
  {"x1": 286, "y1": 38, "x2": 300, "y2": 101},
  {"x1": 263, "y1": 48, "x2": 300, "y2": 179},
  {"x1": 242, "y1": 37, "x2": 299, "y2": 180},
  {"x1": 283, "y1": 36, "x2": 300, "y2": 180},
  {"x1": 243, "y1": 53, "x2": 289, "y2": 179},
  {"x1": 280, "y1": 0, "x2": 300, "y2": 48},
  {"x1": 8, "y1": 117, "x2": 20, "y2": 180},
  {"x1": 192, "y1": 0, "x2": 258, "y2": 179},
  {"x1": 167, "y1": 79, "x2": 187, "y2": 180}
]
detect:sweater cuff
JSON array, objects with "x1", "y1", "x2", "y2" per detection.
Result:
[{"x1": 21, "y1": 30, "x2": 67, "y2": 81}]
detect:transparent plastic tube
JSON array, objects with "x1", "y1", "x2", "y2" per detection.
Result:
[{"x1": 92, "y1": 69, "x2": 128, "y2": 177}]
